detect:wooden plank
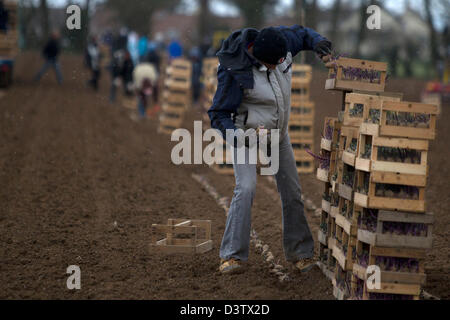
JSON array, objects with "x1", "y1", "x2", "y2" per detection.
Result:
[
  {"x1": 368, "y1": 196, "x2": 425, "y2": 213},
  {"x1": 318, "y1": 229, "x2": 328, "y2": 245},
  {"x1": 316, "y1": 168, "x2": 329, "y2": 182},
  {"x1": 373, "y1": 136, "x2": 429, "y2": 150},
  {"x1": 370, "y1": 246, "x2": 426, "y2": 259},
  {"x1": 320, "y1": 138, "x2": 332, "y2": 151},
  {"x1": 370, "y1": 171, "x2": 427, "y2": 187},
  {"x1": 359, "y1": 123, "x2": 379, "y2": 136},
  {"x1": 338, "y1": 183, "x2": 353, "y2": 201},
  {"x1": 355, "y1": 157, "x2": 371, "y2": 172},
  {"x1": 378, "y1": 211, "x2": 434, "y2": 224},
  {"x1": 152, "y1": 224, "x2": 197, "y2": 235},
  {"x1": 322, "y1": 199, "x2": 331, "y2": 213},
  {"x1": 342, "y1": 151, "x2": 356, "y2": 167},
  {"x1": 371, "y1": 161, "x2": 427, "y2": 176},
  {"x1": 382, "y1": 101, "x2": 439, "y2": 115},
  {"x1": 366, "y1": 283, "x2": 421, "y2": 296}
]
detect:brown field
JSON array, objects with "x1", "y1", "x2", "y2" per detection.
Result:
[{"x1": 0, "y1": 53, "x2": 448, "y2": 299}]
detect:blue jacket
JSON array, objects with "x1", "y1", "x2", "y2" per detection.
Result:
[{"x1": 208, "y1": 25, "x2": 328, "y2": 138}]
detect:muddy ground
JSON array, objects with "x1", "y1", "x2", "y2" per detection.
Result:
[{"x1": 0, "y1": 53, "x2": 448, "y2": 299}]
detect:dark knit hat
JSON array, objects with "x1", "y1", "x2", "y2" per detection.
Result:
[{"x1": 252, "y1": 27, "x2": 288, "y2": 65}]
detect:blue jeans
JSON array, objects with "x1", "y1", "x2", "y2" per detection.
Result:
[
  {"x1": 137, "y1": 95, "x2": 147, "y2": 118},
  {"x1": 34, "y1": 59, "x2": 63, "y2": 84},
  {"x1": 219, "y1": 134, "x2": 314, "y2": 262}
]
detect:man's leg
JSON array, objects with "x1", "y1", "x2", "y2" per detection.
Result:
[
  {"x1": 34, "y1": 60, "x2": 51, "y2": 82},
  {"x1": 52, "y1": 61, "x2": 63, "y2": 84},
  {"x1": 137, "y1": 95, "x2": 147, "y2": 118},
  {"x1": 274, "y1": 134, "x2": 314, "y2": 262},
  {"x1": 220, "y1": 149, "x2": 257, "y2": 262}
]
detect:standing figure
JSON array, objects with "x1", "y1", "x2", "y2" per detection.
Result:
[
  {"x1": 133, "y1": 63, "x2": 158, "y2": 118},
  {"x1": 85, "y1": 36, "x2": 102, "y2": 91},
  {"x1": 208, "y1": 25, "x2": 332, "y2": 274},
  {"x1": 34, "y1": 31, "x2": 63, "y2": 84}
]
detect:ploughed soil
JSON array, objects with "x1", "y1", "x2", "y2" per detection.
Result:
[{"x1": 0, "y1": 53, "x2": 448, "y2": 299}]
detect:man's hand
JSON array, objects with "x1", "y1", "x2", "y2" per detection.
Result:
[{"x1": 314, "y1": 40, "x2": 332, "y2": 63}]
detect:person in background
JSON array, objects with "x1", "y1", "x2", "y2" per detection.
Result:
[
  {"x1": 146, "y1": 41, "x2": 161, "y2": 106},
  {"x1": 121, "y1": 50, "x2": 134, "y2": 97},
  {"x1": 109, "y1": 34, "x2": 124, "y2": 103},
  {"x1": 0, "y1": 0, "x2": 9, "y2": 33},
  {"x1": 34, "y1": 30, "x2": 63, "y2": 84},
  {"x1": 127, "y1": 31, "x2": 139, "y2": 66},
  {"x1": 85, "y1": 35, "x2": 102, "y2": 91},
  {"x1": 189, "y1": 46, "x2": 202, "y2": 103},
  {"x1": 133, "y1": 62, "x2": 158, "y2": 118},
  {"x1": 138, "y1": 35, "x2": 149, "y2": 63},
  {"x1": 168, "y1": 38, "x2": 183, "y2": 60}
]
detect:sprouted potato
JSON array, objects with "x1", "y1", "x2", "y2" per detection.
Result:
[
  {"x1": 361, "y1": 144, "x2": 372, "y2": 159},
  {"x1": 385, "y1": 111, "x2": 430, "y2": 128},
  {"x1": 349, "y1": 103, "x2": 364, "y2": 117},
  {"x1": 377, "y1": 147, "x2": 421, "y2": 164},
  {"x1": 365, "y1": 108, "x2": 381, "y2": 124},
  {"x1": 375, "y1": 183, "x2": 420, "y2": 200},
  {"x1": 345, "y1": 138, "x2": 358, "y2": 154}
]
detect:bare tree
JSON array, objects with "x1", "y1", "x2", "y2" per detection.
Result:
[
  {"x1": 39, "y1": 0, "x2": 49, "y2": 42},
  {"x1": 225, "y1": 0, "x2": 277, "y2": 29},
  {"x1": 330, "y1": 0, "x2": 342, "y2": 45},
  {"x1": 106, "y1": 0, "x2": 180, "y2": 35},
  {"x1": 198, "y1": 0, "x2": 211, "y2": 44},
  {"x1": 424, "y1": 0, "x2": 440, "y2": 74}
]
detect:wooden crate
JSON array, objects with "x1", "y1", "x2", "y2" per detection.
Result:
[
  {"x1": 291, "y1": 82, "x2": 310, "y2": 102},
  {"x1": 354, "y1": 170, "x2": 426, "y2": 212},
  {"x1": 159, "y1": 114, "x2": 183, "y2": 128},
  {"x1": 290, "y1": 100, "x2": 315, "y2": 122},
  {"x1": 343, "y1": 92, "x2": 402, "y2": 127},
  {"x1": 151, "y1": 219, "x2": 212, "y2": 254},
  {"x1": 291, "y1": 64, "x2": 312, "y2": 83},
  {"x1": 333, "y1": 222, "x2": 357, "y2": 271},
  {"x1": 356, "y1": 133, "x2": 429, "y2": 175},
  {"x1": 295, "y1": 156, "x2": 315, "y2": 174},
  {"x1": 357, "y1": 209, "x2": 433, "y2": 249},
  {"x1": 288, "y1": 119, "x2": 313, "y2": 139},
  {"x1": 379, "y1": 101, "x2": 439, "y2": 140},
  {"x1": 336, "y1": 160, "x2": 356, "y2": 200},
  {"x1": 338, "y1": 125, "x2": 360, "y2": 167},
  {"x1": 325, "y1": 57, "x2": 387, "y2": 93},
  {"x1": 334, "y1": 264, "x2": 352, "y2": 299},
  {"x1": 162, "y1": 103, "x2": 187, "y2": 115},
  {"x1": 291, "y1": 137, "x2": 313, "y2": 159},
  {"x1": 353, "y1": 242, "x2": 425, "y2": 299},
  {"x1": 158, "y1": 124, "x2": 179, "y2": 135},
  {"x1": 316, "y1": 150, "x2": 337, "y2": 183},
  {"x1": 321, "y1": 117, "x2": 342, "y2": 151}
]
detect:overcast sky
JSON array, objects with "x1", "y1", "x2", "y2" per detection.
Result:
[{"x1": 46, "y1": 0, "x2": 446, "y2": 29}]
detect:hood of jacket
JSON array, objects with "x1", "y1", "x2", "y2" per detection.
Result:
[{"x1": 216, "y1": 28, "x2": 260, "y2": 89}]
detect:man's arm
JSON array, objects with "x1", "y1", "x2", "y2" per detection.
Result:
[
  {"x1": 275, "y1": 25, "x2": 331, "y2": 58},
  {"x1": 207, "y1": 65, "x2": 243, "y2": 139}
]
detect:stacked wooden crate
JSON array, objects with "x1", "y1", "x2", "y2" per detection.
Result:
[
  {"x1": 158, "y1": 58, "x2": 192, "y2": 135},
  {"x1": 200, "y1": 57, "x2": 234, "y2": 175},
  {"x1": 317, "y1": 117, "x2": 342, "y2": 283},
  {"x1": 289, "y1": 64, "x2": 315, "y2": 174},
  {"x1": 0, "y1": 0, "x2": 18, "y2": 58},
  {"x1": 351, "y1": 100, "x2": 438, "y2": 300},
  {"x1": 318, "y1": 56, "x2": 439, "y2": 300},
  {"x1": 201, "y1": 57, "x2": 219, "y2": 129}
]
